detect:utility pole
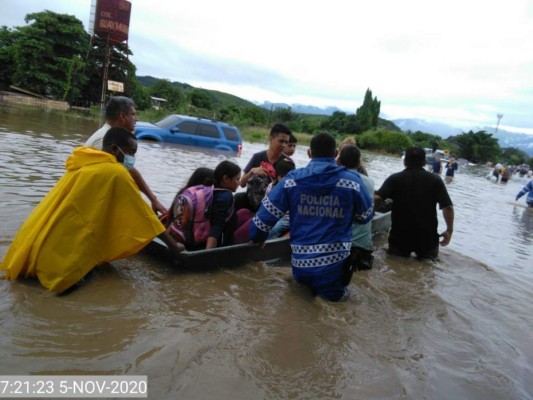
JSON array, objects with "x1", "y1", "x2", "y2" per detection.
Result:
[
  {"x1": 495, "y1": 113, "x2": 503, "y2": 134},
  {"x1": 100, "y1": 35, "x2": 111, "y2": 121}
]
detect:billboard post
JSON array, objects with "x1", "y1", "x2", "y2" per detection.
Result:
[{"x1": 100, "y1": 39, "x2": 111, "y2": 117}]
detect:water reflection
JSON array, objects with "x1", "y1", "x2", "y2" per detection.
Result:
[{"x1": 1, "y1": 108, "x2": 532, "y2": 399}]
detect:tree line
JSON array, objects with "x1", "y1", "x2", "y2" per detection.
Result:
[{"x1": 1, "y1": 10, "x2": 531, "y2": 167}]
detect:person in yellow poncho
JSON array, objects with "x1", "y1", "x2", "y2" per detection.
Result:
[{"x1": 0, "y1": 127, "x2": 183, "y2": 293}]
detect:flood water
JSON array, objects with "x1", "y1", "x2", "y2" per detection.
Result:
[{"x1": 1, "y1": 107, "x2": 532, "y2": 399}]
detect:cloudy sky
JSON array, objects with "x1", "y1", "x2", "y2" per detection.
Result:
[{"x1": 3, "y1": 0, "x2": 533, "y2": 134}]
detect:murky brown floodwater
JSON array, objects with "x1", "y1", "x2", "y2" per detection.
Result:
[{"x1": 1, "y1": 107, "x2": 532, "y2": 399}]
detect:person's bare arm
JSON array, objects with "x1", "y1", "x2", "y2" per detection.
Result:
[
  {"x1": 205, "y1": 236, "x2": 218, "y2": 249},
  {"x1": 440, "y1": 206, "x2": 454, "y2": 246},
  {"x1": 129, "y1": 167, "x2": 167, "y2": 214},
  {"x1": 239, "y1": 166, "x2": 266, "y2": 187},
  {"x1": 157, "y1": 231, "x2": 184, "y2": 256}
]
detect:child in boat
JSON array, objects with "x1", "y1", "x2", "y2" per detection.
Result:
[
  {"x1": 339, "y1": 137, "x2": 368, "y2": 176},
  {"x1": 267, "y1": 157, "x2": 296, "y2": 239},
  {"x1": 285, "y1": 134, "x2": 298, "y2": 157},
  {"x1": 206, "y1": 160, "x2": 242, "y2": 249},
  {"x1": 166, "y1": 163, "x2": 251, "y2": 249},
  {"x1": 160, "y1": 167, "x2": 214, "y2": 228},
  {"x1": 177, "y1": 167, "x2": 214, "y2": 194}
]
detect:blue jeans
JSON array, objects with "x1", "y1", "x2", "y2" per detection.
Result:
[{"x1": 294, "y1": 258, "x2": 353, "y2": 302}]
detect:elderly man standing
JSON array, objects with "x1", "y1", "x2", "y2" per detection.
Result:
[
  {"x1": 375, "y1": 147, "x2": 454, "y2": 260},
  {"x1": 85, "y1": 96, "x2": 167, "y2": 214}
]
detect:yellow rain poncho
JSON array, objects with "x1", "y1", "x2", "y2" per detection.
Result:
[{"x1": 0, "y1": 146, "x2": 165, "y2": 293}]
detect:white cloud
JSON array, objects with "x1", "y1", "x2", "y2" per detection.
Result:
[{"x1": 2, "y1": 0, "x2": 533, "y2": 134}]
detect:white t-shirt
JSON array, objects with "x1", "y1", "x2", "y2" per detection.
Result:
[{"x1": 85, "y1": 123, "x2": 111, "y2": 150}]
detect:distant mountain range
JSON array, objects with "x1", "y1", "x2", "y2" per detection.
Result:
[
  {"x1": 258, "y1": 101, "x2": 346, "y2": 116},
  {"x1": 487, "y1": 128, "x2": 533, "y2": 156},
  {"x1": 391, "y1": 118, "x2": 462, "y2": 138}
]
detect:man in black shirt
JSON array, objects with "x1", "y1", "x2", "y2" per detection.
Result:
[
  {"x1": 375, "y1": 147, "x2": 454, "y2": 260},
  {"x1": 235, "y1": 123, "x2": 292, "y2": 212}
]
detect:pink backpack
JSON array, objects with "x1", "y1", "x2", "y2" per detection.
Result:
[{"x1": 165, "y1": 185, "x2": 233, "y2": 247}]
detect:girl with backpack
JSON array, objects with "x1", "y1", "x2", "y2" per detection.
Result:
[
  {"x1": 177, "y1": 167, "x2": 214, "y2": 195},
  {"x1": 206, "y1": 161, "x2": 242, "y2": 249},
  {"x1": 164, "y1": 162, "x2": 241, "y2": 250}
]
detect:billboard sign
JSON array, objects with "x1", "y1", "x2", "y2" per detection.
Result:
[
  {"x1": 94, "y1": 0, "x2": 131, "y2": 44},
  {"x1": 107, "y1": 80, "x2": 124, "y2": 92}
]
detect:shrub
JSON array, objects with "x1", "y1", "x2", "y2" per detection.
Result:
[{"x1": 357, "y1": 129, "x2": 413, "y2": 154}]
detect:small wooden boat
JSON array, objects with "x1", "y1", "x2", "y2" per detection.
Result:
[{"x1": 143, "y1": 211, "x2": 391, "y2": 269}]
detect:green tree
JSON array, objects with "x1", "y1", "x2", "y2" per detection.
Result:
[
  {"x1": 11, "y1": 11, "x2": 89, "y2": 99},
  {"x1": 500, "y1": 147, "x2": 529, "y2": 166},
  {"x1": 219, "y1": 105, "x2": 240, "y2": 122},
  {"x1": 406, "y1": 131, "x2": 448, "y2": 151},
  {"x1": 320, "y1": 111, "x2": 349, "y2": 134},
  {"x1": 62, "y1": 55, "x2": 86, "y2": 102},
  {"x1": 320, "y1": 89, "x2": 381, "y2": 135},
  {"x1": 447, "y1": 130, "x2": 500, "y2": 163},
  {"x1": 190, "y1": 89, "x2": 212, "y2": 109},
  {"x1": 354, "y1": 88, "x2": 380, "y2": 133},
  {"x1": 149, "y1": 79, "x2": 183, "y2": 110},
  {"x1": 301, "y1": 118, "x2": 321, "y2": 134},
  {"x1": 357, "y1": 129, "x2": 413, "y2": 153},
  {"x1": 240, "y1": 106, "x2": 267, "y2": 125},
  {"x1": 129, "y1": 72, "x2": 151, "y2": 110},
  {"x1": 0, "y1": 26, "x2": 18, "y2": 89},
  {"x1": 286, "y1": 119, "x2": 303, "y2": 133},
  {"x1": 344, "y1": 114, "x2": 362, "y2": 134},
  {"x1": 273, "y1": 106, "x2": 295, "y2": 123},
  {"x1": 81, "y1": 33, "x2": 136, "y2": 106}
]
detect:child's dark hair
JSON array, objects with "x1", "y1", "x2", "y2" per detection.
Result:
[
  {"x1": 289, "y1": 134, "x2": 298, "y2": 144},
  {"x1": 214, "y1": 160, "x2": 241, "y2": 186},
  {"x1": 178, "y1": 167, "x2": 214, "y2": 194},
  {"x1": 102, "y1": 127, "x2": 137, "y2": 150},
  {"x1": 338, "y1": 145, "x2": 361, "y2": 170},
  {"x1": 274, "y1": 157, "x2": 296, "y2": 177}
]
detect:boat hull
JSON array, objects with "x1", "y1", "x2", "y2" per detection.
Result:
[{"x1": 143, "y1": 211, "x2": 391, "y2": 269}]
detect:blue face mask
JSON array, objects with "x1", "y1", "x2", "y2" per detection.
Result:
[
  {"x1": 117, "y1": 147, "x2": 136, "y2": 170},
  {"x1": 122, "y1": 154, "x2": 136, "y2": 170}
]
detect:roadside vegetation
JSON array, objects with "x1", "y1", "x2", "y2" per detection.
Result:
[{"x1": 1, "y1": 10, "x2": 531, "y2": 168}]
